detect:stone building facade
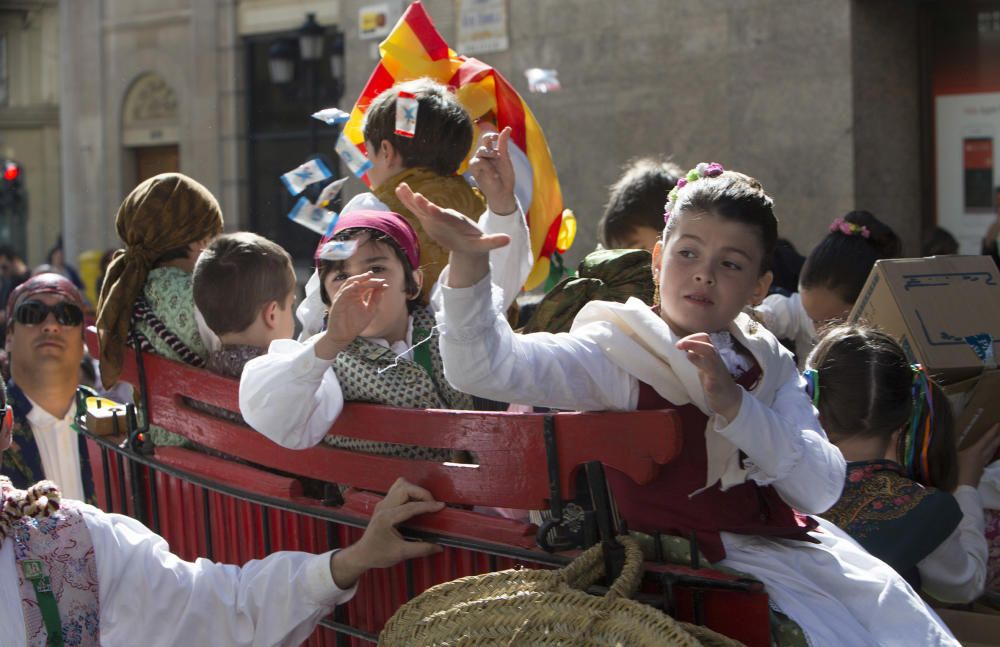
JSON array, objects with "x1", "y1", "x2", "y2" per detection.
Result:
[
  {"x1": 55, "y1": 0, "x2": 984, "y2": 272},
  {"x1": 0, "y1": 1, "x2": 61, "y2": 266}
]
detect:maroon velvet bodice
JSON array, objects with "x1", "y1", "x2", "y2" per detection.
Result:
[{"x1": 605, "y1": 369, "x2": 817, "y2": 563}]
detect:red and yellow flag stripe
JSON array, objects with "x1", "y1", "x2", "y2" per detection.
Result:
[{"x1": 342, "y1": 1, "x2": 574, "y2": 290}]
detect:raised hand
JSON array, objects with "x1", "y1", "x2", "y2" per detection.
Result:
[
  {"x1": 329, "y1": 478, "x2": 444, "y2": 588},
  {"x1": 395, "y1": 182, "x2": 509, "y2": 289},
  {"x1": 675, "y1": 333, "x2": 743, "y2": 424},
  {"x1": 395, "y1": 182, "x2": 511, "y2": 255},
  {"x1": 469, "y1": 126, "x2": 517, "y2": 216},
  {"x1": 313, "y1": 272, "x2": 387, "y2": 360}
]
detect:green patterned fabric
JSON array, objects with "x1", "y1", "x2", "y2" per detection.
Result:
[
  {"x1": 521, "y1": 248, "x2": 656, "y2": 334},
  {"x1": 324, "y1": 305, "x2": 473, "y2": 461},
  {"x1": 133, "y1": 267, "x2": 208, "y2": 364}
]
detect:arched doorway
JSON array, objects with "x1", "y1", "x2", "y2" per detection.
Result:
[{"x1": 121, "y1": 73, "x2": 180, "y2": 184}]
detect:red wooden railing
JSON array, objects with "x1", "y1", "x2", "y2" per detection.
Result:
[{"x1": 81, "y1": 330, "x2": 771, "y2": 646}]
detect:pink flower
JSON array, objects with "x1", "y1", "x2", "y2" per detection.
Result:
[{"x1": 704, "y1": 162, "x2": 724, "y2": 177}]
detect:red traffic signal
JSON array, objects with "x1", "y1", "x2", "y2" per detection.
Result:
[{"x1": 3, "y1": 162, "x2": 19, "y2": 182}]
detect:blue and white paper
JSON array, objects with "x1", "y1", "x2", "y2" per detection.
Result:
[
  {"x1": 288, "y1": 197, "x2": 337, "y2": 236},
  {"x1": 335, "y1": 133, "x2": 373, "y2": 178},
  {"x1": 312, "y1": 107, "x2": 351, "y2": 126},
  {"x1": 281, "y1": 159, "x2": 333, "y2": 196},
  {"x1": 317, "y1": 176, "x2": 349, "y2": 208}
]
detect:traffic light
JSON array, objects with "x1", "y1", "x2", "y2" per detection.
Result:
[
  {"x1": 0, "y1": 160, "x2": 27, "y2": 251},
  {"x1": 0, "y1": 160, "x2": 26, "y2": 215}
]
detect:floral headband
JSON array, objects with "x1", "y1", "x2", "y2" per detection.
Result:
[
  {"x1": 829, "y1": 217, "x2": 870, "y2": 239},
  {"x1": 664, "y1": 162, "x2": 725, "y2": 223}
]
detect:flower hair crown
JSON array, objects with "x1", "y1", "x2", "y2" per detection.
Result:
[
  {"x1": 664, "y1": 162, "x2": 725, "y2": 223},
  {"x1": 830, "y1": 217, "x2": 870, "y2": 239}
]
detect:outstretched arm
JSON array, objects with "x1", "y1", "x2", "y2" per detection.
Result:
[{"x1": 92, "y1": 479, "x2": 442, "y2": 647}]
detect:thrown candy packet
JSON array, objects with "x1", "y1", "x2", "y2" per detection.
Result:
[
  {"x1": 288, "y1": 197, "x2": 337, "y2": 236},
  {"x1": 335, "y1": 133, "x2": 374, "y2": 178},
  {"x1": 317, "y1": 238, "x2": 359, "y2": 261},
  {"x1": 395, "y1": 90, "x2": 419, "y2": 138},
  {"x1": 317, "y1": 176, "x2": 349, "y2": 208},
  {"x1": 311, "y1": 107, "x2": 351, "y2": 125},
  {"x1": 524, "y1": 68, "x2": 561, "y2": 93},
  {"x1": 281, "y1": 159, "x2": 333, "y2": 196}
]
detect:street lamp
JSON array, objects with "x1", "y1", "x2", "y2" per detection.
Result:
[
  {"x1": 298, "y1": 13, "x2": 325, "y2": 62},
  {"x1": 268, "y1": 38, "x2": 296, "y2": 84}
]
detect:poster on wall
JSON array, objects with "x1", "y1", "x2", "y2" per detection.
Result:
[
  {"x1": 929, "y1": 6, "x2": 1000, "y2": 254},
  {"x1": 359, "y1": 2, "x2": 399, "y2": 41},
  {"x1": 936, "y1": 93, "x2": 1000, "y2": 253},
  {"x1": 457, "y1": 0, "x2": 508, "y2": 54}
]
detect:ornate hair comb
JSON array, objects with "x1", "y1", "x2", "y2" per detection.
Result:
[
  {"x1": 664, "y1": 162, "x2": 725, "y2": 223},
  {"x1": 829, "y1": 217, "x2": 870, "y2": 239}
]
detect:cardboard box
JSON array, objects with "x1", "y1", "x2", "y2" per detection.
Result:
[
  {"x1": 849, "y1": 256, "x2": 1000, "y2": 384},
  {"x1": 944, "y1": 369, "x2": 1000, "y2": 449},
  {"x1": 935, "y1": 608, "x2": 1000, "y2": 646}
]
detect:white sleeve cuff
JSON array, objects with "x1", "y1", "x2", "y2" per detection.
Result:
[{"x1": 303, "y1": 551, "x2": 358, "y2": 608}]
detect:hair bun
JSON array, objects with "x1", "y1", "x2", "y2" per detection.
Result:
[{"x1": 842, "y1": 210, "x2": 901, "y2": 258}]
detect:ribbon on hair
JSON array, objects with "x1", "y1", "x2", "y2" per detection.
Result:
[
  {"x1": 905, "y1": 364, "x2": 934, "y2": 484},
  {"x1": 803, "y1": 368, "x2": 820, "y2": 407}
]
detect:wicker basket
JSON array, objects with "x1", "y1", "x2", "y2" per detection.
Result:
[{"x1": 379, "y1": 536, "x2": 743, "y2": 646}]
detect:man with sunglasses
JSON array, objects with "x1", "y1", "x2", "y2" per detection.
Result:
[{"x1": 2, "y1": 273, "x2": 95, "y2": 502}]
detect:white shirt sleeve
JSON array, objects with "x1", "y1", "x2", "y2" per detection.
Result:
[
  {"x1": 754, "y1": 293, "x2": 816, "y2": 366},
  {"x1": 87, "y1": 505, "x2": 355, "y2": 647},
  {"x1": 713, "y1": 362, "x2": 846, "y2": 515},
  {"x1": 479, "y1": 201, "x2": 533, "y2": 311},
  {"x1": 238, "y1": 337, "x2": 344, "y2": 449},
  {"x1": 916, "y1": 486, "x2": 988, "y2": 603},
  {"x1": 755, "y1": 293, "x2": 805, "y2": 341},
  {"x1": 437, "y1": 272, "x2": 636, "y2": 411}
]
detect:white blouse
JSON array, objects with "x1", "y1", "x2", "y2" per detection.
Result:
[{"x1": 0, "y1": 503, "x2": 355, "y2": 647}]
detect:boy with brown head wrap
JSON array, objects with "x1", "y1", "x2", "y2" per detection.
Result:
[{"x1": 96, "y1": 173, "x2": 224, "y2": 389}]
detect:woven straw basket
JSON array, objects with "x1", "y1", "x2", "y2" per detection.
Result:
[{"x1": 379, "y1": 536, "x2": 743, "y2": 646}]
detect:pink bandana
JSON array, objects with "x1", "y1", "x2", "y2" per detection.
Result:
[{"x1": 314, "y1": 210, "x2": 421, "y2": 269}]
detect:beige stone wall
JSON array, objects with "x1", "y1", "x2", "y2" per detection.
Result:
[
  {"x1": 335, "y1": 0, "x2": 874, "y2": 268},
  {"x1": 60, "y1": 0, "x2": 241, "y2": 261},
  {"x1": 59, "y1": 0, "x2": 926, "y2": 271},
  {"x1": 0, "y1": 3, "x2": 61, "y2": 266}
]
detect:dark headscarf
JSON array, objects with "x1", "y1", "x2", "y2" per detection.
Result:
[{"x1": 96, "y1": 173, "x2": 223, "y2": 387}]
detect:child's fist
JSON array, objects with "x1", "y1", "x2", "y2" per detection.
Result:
[
  {"x1": 675, "y1": 333, "x2": 743, "y2": 424},
  {"x1": 469, "y1": 126, "x2": 517, "y2": 216}
]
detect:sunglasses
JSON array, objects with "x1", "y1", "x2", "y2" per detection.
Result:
[{"x1": 14, "y1": 300, "x2": 85, "y2": 327}]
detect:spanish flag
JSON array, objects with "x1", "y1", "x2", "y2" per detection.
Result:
[{"x1": 342, "y1": 1, "x2": 574, "y2": 290}]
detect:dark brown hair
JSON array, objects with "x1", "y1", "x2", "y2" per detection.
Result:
[
  {"x1": 807, "y1": 323, "x2": 957, "y2": 491},
  {"x1": 664, "y1": 170, "x2": 778, "y2": 276},
  {"x1": 363, "y1": 78, "x2": 473, "y2": 177},
  {"x1": 318, "y1": 228, "x2": 422, "y2": 313},
  {"x1": 192, "y1": 232, "x2": 295, "y2": 336},
  {"x1": 599, "y1": 157, "x2": 683, "y2": 248},
  {"x1": 800, "y1": 210, "x2": 901, "y2": 304}
]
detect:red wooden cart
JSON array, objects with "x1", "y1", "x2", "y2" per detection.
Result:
[{"x1": 80, "y1": 330, "x2": 771, "y2": 646}]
